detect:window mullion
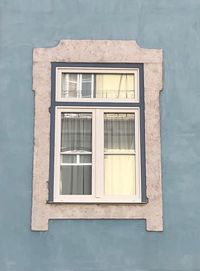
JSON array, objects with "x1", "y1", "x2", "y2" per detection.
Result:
[
  {"x1": 92, "y1": 110, "x2": 96, "y2": 197},
  {"x1": 135, "y1": 108, "x2": 141, "y2": 201},
  {"x1": 54, "y1": 108, "x2": 62, "y2": 201},
  {"x1": 66, "y1": 74, "x2": 69, "y2": 97},
  {"x1": 91, "y1": 74, "x2": 94, "y2": 98},
  {"x1": 95, "y1": 109, "x2": 104, "y2": 198},
  {"x1": 79, "y1": 74, "x2": 82, "y2": 98}
]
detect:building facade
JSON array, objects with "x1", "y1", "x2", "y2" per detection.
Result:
[{"x1": 0, "y1": 0, "x2": 200, "y2": 270}]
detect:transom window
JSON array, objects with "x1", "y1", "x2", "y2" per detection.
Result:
[
  {"x1": 51, "y1": 64, "x2": 145, "y2": 203},
  {"x1": 56, "y1": 67, "x2": 139, "y2": 102}
]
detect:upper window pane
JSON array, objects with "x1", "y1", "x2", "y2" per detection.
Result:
[
  {"x1": 60, "y1": 72, "x2": 136, "y2": 100},
  {"x1": 61, "y1": 113, "x2": 92, "y2": 153},
  {"x1": 104, "y1": 113, "x2": 135, "y2": 152},
  {"x1": 61, "y1": 74, "x2": 78, "y2": 98},
  {"x1": 82, "y1": 82, "x2": 92, "y2": 98},
  {"x1": 96, "y1": 74, "x2": 134, "y2": 99}
]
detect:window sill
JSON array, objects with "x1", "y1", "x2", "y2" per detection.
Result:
[{"x1": 47, "y1": 199, "x2": 148, "y2": 204}]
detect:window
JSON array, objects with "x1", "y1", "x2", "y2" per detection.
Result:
[
  {"x1": 50, "y1": 65, "x2": 145, "y2": 203},
  {"x1": 32, "y1": 40, "x2": 163, "y2": 231},
  {"x1": 56, "y1": 68, "x2": 138, "y2": 100}
]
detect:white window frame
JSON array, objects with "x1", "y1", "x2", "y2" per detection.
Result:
[
  {"x1": 56, "y1": 67, "x2": 139, "y2": 102},
  {"x1": 54, "y1": 107, "x2": 141, "y2": 203}
]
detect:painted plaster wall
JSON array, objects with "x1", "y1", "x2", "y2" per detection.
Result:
[{"x1": 0, "y1": 0, "x2": 200, "y2": 270}]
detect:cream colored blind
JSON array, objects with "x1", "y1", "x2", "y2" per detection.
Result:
[
  {"x1": 104, "y1": 113, "x2": 136, "y2": 196},
  {"x1": 96, "y1": 74, "x2": 135, "y2": 99}
]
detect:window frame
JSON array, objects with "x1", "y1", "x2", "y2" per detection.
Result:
[
  {"x1": 56, "y1": 67, "x2": 139, "y2": 102},
  {"x1": 53, "y1": 106, "x2": 141, "y2": 203},
  {"x1": 49, "y1": 63, "x2": 146, "y2": 204},
  {"x1": 32, "y1": 40, "x2": 163, "y2": 231}
]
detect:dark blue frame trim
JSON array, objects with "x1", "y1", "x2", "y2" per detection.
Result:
[{"x1": 49, "y1": 62, "x2": 147, "y2": 203}]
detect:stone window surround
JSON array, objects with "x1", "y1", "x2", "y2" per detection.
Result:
[{"x1": 32, "y1": 40, "x2": 163, "y2": 231}]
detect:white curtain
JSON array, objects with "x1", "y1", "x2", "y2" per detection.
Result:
[
  {"x1": 60, "y1": 113, "x2": 92, "y2": 195},
  {"x1": 59, "y1": 112, "x2": 136, "y2": 196},
  {"x1": 104, "y1": 113, "x2": 136, "y2": 196},
  {"x1": 61, "y1": 113, "x2": 92, "y2": 152}
]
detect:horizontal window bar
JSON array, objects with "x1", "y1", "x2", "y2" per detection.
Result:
[
  {"x1": 52, "y1": 102, "x2": 142, "y2": 107},
  {"x1": 61, "y1": 163, "x2": 92, "y2": 166}
]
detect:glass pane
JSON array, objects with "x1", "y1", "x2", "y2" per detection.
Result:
[
  {"x1": 68, "y1": 82, "x2": 77, "y2": 97},
  {"x1": 61, "y1": 154, "x2": 77, "y2": 163},
  {"x1": 61, "y1": 73, "x2": 135, "y2": 99},
  {"x1": 82, "y1": 82, "x2": 92, "y2": 98},
  {"x1": 60, "y1": 113, "x2": 92, "y2": 195},
  {"x1": 69, "y1": 74, "x2": 78, "y2": 82},
  {"x1": 104, "y1": 113, "x2": 135, "y2": 152},
  {"x1": 61, "y1": 113, "x2": 92, "y2": 153},
  {"x1": 60, "y1": 165, "x2": 92, "y2": 195},
  {"x1": 104, "y1": 155, "x2": 136, "y2": 196},
  {"x1": 104, "y1": 113, "x2": 136, "y2": 196},
  {"x1": 61, "y1": 73, "x2": 78, "y2": 98},
  {"x1": 82, "y1": 74, "x2": 92, "y2": 81},
  {"x1": 95, "y1": 74, "x2": 135, "y2": 99},
  {"x1": 61, "y1": 73, "x2": 68, "y2": 98},
  {"x1": 80, "y1": 154, "x2": 92, "y2": 163}
]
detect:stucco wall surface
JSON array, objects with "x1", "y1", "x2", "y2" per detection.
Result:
[{"x1": 0, "y1": 0, "x2": 200, "y2": 270}]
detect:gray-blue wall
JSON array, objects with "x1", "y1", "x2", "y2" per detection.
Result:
[{"x1": 1, "y1": 0, "x2": 200, "y2": 270}]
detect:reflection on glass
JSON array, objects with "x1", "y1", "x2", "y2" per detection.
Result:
[
  {"x1": 61, "y1": 73, "x2": 92, "y2": 98},
  {"x1": 61, "y1": 73, "x2": 78, "y2": 98},
  {"x1": 96, "y1": 74, "x2": 135, "y2": 99},
  {"x1": 61, "y1": 73, "x2": 135, "y2": 99}
]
